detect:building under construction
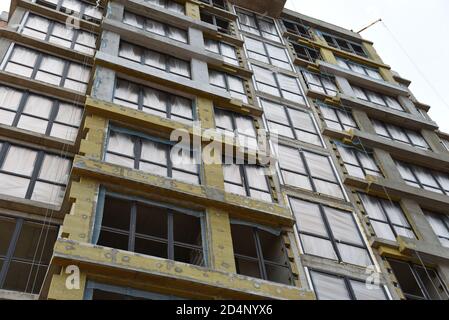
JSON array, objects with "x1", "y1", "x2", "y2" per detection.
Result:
[{"x1": 0, "y1": 0, "x2": 448, "y2": 300}]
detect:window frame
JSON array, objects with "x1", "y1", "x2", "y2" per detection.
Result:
[
  {"x1": 321, "y1": 32, "x2": 367, "y2": 57},
  {"x1": 244, "y1": 35, "x2": 293, "y2": 71},
  {"x1": 281, "y1": 19, "x2": 312, "y2": 39},
  {"x1": 278, "y1": 145, "x2": 345, "y2": 199},
  {"x1": 235, "y1": 7, "x2": 282, "y2": 43},
  {"x1": 290, "y1": 197, "x2": 372, "y2": 267},
  {"x1": 35, "y1": 0, "x2": 103, "y2": 24},
  {"x1": 372, "y1": 119, "x2": 430, "y2": 150},
  {"x1": 230, "y1": 221, "x2": 294, "y2": 285},
  {"x1": 335, "y1": 56, "x2": 383, "y2": 80},
  {"x1": 20, "y1": 12, "x2": 97, "y2": 55},
  {"x1": 352, "y1": 85, "x2": 404, "y2": 112},
  {"x1": 0, "y1": 141, "x2": 71, "y2": 204},
  {"x1": 358, "y1": 193, "x2": 416, "y2": 241},
  {"x1": 396, "y1": 160, "x2": 449, "y2": 196},
  {"x1": 213, "y1": 107, "x2": 258, "y2": 150},
  {"x1": 93, "y1": 190, "x2": 206, "y2": 267},
  {"x1": 104, "y1": 126, "x2": 201, "y2": 185},
  {"x1": 387, "y1": 258, "x2": 449, "y2": 300},
  {"x1": 84, "y1": 281, "x2": 184, "y2": 300},
  {"x1": 112, "y1": 78, "x2": 195, "y2": 123},
  {"x1": 122, "y1": 11, "x2": 188, "y2": 43},
  {"x1": 1, "y1": 44, "x2": 90, "y2": 93},
  {"x1": 200, "y1": 11, "x2": 232, "y2": 35},
  {"x1": 291, "y1": 42, "x2": 321, "y2": 63},
  {"x1": 209, "y1": 69, "x2": 249, "y2": 104},
  {"x1": 0, "y1": 85, "x2": 82, "y2": 141},
  {"x1": 223, "y1": 160, "x2": 273, "y2": 203},
  {"x1": 198, "y1": 0, "x2": 227, "y2": 10},
  {"x1": 301, "y1": 70, "x2": 339, "y2": 97},
  {"x1": 118, "y1": 41, "x2": 191, "y2": 78},
  {"x1": 0, "y1": 214, "x2": 59, "y2": 294},
  {"x1": 260, "y1": 98, "x2": 322, "y2": 147},
  {"x1": 252, "y1": 64, "x2": 305, "y2": 104},
  {"x1": 144, "y1": 0, "x2": 186, "y2": 15},
  {"x1": 204, "y1": 38, "x2": 239, "y2": 66},
  {"x1": 335, "y1": 142, "x2": 383, "y2": 179},
  {"x1": 441, "y1": 138, "x2": 449, "y2": 152},
  {"x1": 424, "y1": 211, "x2": 449, "y2": 248},
  {"x1": 317, "y1": 102, "x2": 358, "y2": 132},
  {"x1": 309, "y1": 269, "x2": 388, "y2": 300}
]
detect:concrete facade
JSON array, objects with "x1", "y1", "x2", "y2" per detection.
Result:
[{"x1": 0, "y1": 0, "x2": 447, "y2": 300}]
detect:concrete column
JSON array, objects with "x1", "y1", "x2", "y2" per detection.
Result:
[
  {"x1": 106, "y1": 0, "x2": 124, "y2": 21},
  {"x1": 352, "y1": 109, "x2": 376, "y2": 134},
  {"x1": 335, "y1": 76, "x2": 355, "y2": 96},
  {"x1": 400, "y1": 198, "x2": 440, "y2": 244},
  {"x1": 47, "y1": 269, "x2": 87, "y2": 300},
  {"x1": 398, "y1": 96, "x2": 420, "y2": 117},
  {"x1": 91, "y1": 66, "x2": 116, "y2": 102},
  {"x1": 0, "y1": 38, "x2": 12, "y2": 63},
  {"x1": 188, "y1": 28, "x2": 209, "y2": 84},
  {"x1": 374, "y1": 148, "x2": 403, "y2": 181},
  {"x1": 421, "y1": 129, "x2": 447, "y2": 154},
  {"x1": 186, "y1": 1, "x2": 201, "y2": 20},
  {"x1": 7, "y1": 6, "x2": 26, "y2": 30}
]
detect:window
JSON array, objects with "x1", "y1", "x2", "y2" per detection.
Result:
[
  {"x1": 236, "y1": 8, "x2": 281, "y2": 43},
  {"x1": 0, "y1": 142, "x2": 71, "y2": 205},
  {"x1": 200, "y1": 12, "x2": 231, "y2": 35},
  {"x1": 105, "y1": 128, "x2": 200, "y2": 185},
  {"x1": 372, "y1": 120, "x2": 430, "y2": 150},
  {"x1": 359, "y1": 194, "x2": 415, "y2": 241},
  {"x1": 318, "y1": 103, "x2": 358, "y2": 132},
  {"x1": 231, "y1": 222, "x2": 293, "y2": 285},
  {"x1": 424, "y1": 211, "x2": 449, "y2": 248},
  {"x1": 2, "y1": 44, "x2": 90, "y2": 93},
  {"x1": 282, "y1": 19, "x2": 311, "y2": 39},
  {"x1": 352, "y1": 85, "x2": 404, "y2": 112},
  {"x1": 441, "y1": 138, "x2": 449, "y2": 152},
  {"x1": 309, "y1": 270, "x2": 387, "y2": 300},
  {"x1": 321, "y1": 33, "x2": 366, "y2": 57},
  {"x1": 387, "y1": 259, "x2": 449, "y2": 300},
  {"x1": 261, "y1": 99, "x2": 322, "y2": 146},
  {"x1": 85, "y1": 281, "x2": 183, "y2": 300},
  {"x1": 301, "y1": 71, "x2": 338, "y2": 97},
  {"x1": 119, "y1": 41, "x2": 190, "y2": 78},
  {"x1": 291, "y1": 43, "x2": 320, "y2": 63},
  {"x1": 95, "y1": 193, "x2": 204, "y2": 266},
  {"x1": 336, "y1": 57, "x2": 382, "y2": 80},
  {"x1": 336, "y1": 143, "x2": 382, "y2": 179},
  {"x1": 123, "y1": 11, "x2": 188, "y2": 43},
  {"x1": 223, "y1": 161, "x2": 272, "y2": 202},
  {"x1": 277, "y1": 145, "x2": 344, "y2": 199},
  {"x1": 35, "y1": 0, "x2": 103, "y2": 23},
  {"x1": 198, "y1": 0, "x2": 226, "y2": 10},
  {"x1": 0, "y1": 85, "x2": 82, "y2": 141},
  {"x1": 205, "y1": 39, "x2": 239, "y2": 66},
  {"x1": 244, "y1": 36, "x2": 292, "y2": 70},
  {"x1": 214, "y1": 108, "x2": 257, "y2": 150},
  {"x1": 209, "y1": 69, "x2": 248, "y2": 103},
  {"x1": 0, "y1": 215, "x2": 58, "y2": 294},
  {"x1": 290, "y1": 198, "x2": 372, "y2": 267},
  {"x1": 21, "y1": 13, "x2": 97, "y2": 55},
  {"x1": 113, "y1": 79, "x2": 194, "y2": 123},
  {"x1": 144, "y1": 0, "x2": 185, "y2": 15},
  {"x1": 252, "y1": 65, "x2": 305, "y2": 104},
  {"x1": 396, "y1": 161, "x2": 449, "y2": 196}
]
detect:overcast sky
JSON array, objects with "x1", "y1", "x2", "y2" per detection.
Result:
[{"x1": 1, "y1": 1, "x2": 448, "y2": 132}]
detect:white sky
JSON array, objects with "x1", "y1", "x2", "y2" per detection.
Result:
[
  {"x1": 1, "y1": 0, "x2": 448, "y2": 132},
  {"x1": 285, "y1": 0, "x2": 449, "y2": 133}
]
